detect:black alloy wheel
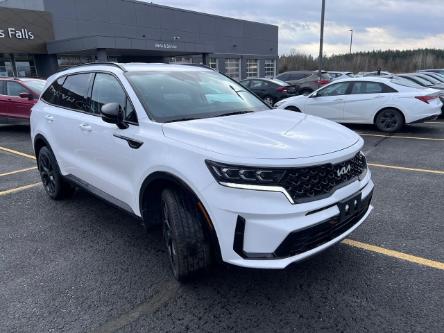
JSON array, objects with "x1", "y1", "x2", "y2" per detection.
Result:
[{"x1": 375, "y1": 109, "x2": 404, "y2": 132}]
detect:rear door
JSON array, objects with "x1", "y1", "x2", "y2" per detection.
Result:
[
  {"x1": 303, "y1": 82, "x2": 350, "y2": 121},
  {"x1": 343, "y1": 81, "x2": 395, "y2": 123},
  {"x1": 4, "y1": 81, "x2": 35, "y2": 119}
]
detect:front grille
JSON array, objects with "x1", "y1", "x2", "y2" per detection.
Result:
[
  {"x1": 279, "y1": 153, "x2": 367, "y2": 203},
  {"x1": 274, "y1": 192, "x2": 372, "y2": 258}
]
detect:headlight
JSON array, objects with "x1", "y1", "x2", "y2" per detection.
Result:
[{"x1": 205, "y1": 160, "x2": 285, "y2": 185}]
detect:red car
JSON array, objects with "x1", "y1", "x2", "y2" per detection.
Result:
[{"x1": 0, "y1": 77, "x2": 46, "y2": 124}]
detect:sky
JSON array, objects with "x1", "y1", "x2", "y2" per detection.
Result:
[{"x1": 152, "y1": 0, "x2": 444, "y2": 56}]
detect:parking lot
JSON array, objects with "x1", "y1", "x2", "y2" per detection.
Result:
[{"x1": 1, "y1": 121, "x2": 443, "y2": 333}]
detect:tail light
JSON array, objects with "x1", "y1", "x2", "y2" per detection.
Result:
[
  {"x1": 415, "y1": 95, "x2": 438, "y2": 104},
  {"x1": 276, "y1": 86, "x2": 288, "y2": 93},
  {"x1": 317, "y1": 79, "x2": 330, "y2": 86}
]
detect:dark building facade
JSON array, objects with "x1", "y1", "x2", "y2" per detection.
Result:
[{"x1": 0, "y1": 0, "x2": 278, "y2": 80}]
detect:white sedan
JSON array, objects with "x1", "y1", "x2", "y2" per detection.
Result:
[{"x1": 274, "y1": 77, "x2": 443, "y2": 132}]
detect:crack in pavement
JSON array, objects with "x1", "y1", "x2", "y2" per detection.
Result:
[{"x1": 91, "y1": 280, "x2": 180, "y2": 333}]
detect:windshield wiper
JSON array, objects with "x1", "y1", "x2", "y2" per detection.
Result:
[
  {"x1": 213, "y1": 110, "x2": 254, "y2": 118},
  {"x1": 164, "y1": 116, "x2": 202, "y2": 123}
]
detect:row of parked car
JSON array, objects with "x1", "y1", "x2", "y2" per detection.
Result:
[
  {"x1": 240, "y1": 69, "x2": 444, "y2": 132},
  {"x1": 1, "y1": 68, "x2": 443, "y2": 134}
]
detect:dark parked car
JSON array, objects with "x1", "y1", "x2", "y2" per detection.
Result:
[
  {"x1": 240, "y1": 78, "x2": 299, "y2": 105},
  {"x1": 0, "y1": 77, "x2": 45, "y2": 124},
  {"x1": 276, "y1": 70, "x2": 330, "y2": 95}
]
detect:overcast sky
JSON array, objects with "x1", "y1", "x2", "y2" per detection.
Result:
[{"x1": 153, "y1": 0, "x2": 444, "y2": 56}]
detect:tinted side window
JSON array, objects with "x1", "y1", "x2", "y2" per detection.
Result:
[
  {"x1": 250, "y1": 80, "x2": 265, "y2": 88},
  {"x1": 0, "y1": 81, "x2": 5, "y2": 95},
  {"x1": 317, "y1": 82, "x2": 350, "y2": 97},
  {"x1": 7, "y1": 81, "x2": 29, "y2": 96},
  {"x1": 351, "y1": 82, "x2": 394, "y2": 94},
  {"x1": 41, "y1": 76, "x2": 66, "y2": 105},
  {"x1": 59, "y1": 74, "x2": 92, "y2": 111},
  {"x1": 277, "y1": 73, "x2": 288, "y2": 81},
  {"x1": 91, "y1": 73, "x2": 137, "y2": 123}
]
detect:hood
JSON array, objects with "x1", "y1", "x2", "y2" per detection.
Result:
[{"x1": 162, "y1": 110, "x2": 360, "y2": 159}]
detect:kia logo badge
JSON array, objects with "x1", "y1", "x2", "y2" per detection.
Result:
[{"x1": 337, "y1": 164, "x2": 351, "y2": 177}]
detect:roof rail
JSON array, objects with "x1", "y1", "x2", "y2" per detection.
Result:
[{"x1": 59, "y1": 62, "x2": 127, "y2": 72}]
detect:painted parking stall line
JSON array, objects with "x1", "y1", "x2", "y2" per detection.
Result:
[
  {"x1": 368, "y1": 163, "x2": 444, "y2": 175},
  {"x1": 359, "y1": 133, "x2": 444, "y2": 141},
  {"x1": 0, "y1": 182, "x2": 41, "y2": 196},
  {"x1": 343, "y1": 239, "x2": 444, "y2": 270},
  {"x1": 0, "y1": 166, "x2": 37, "y2": 177},
  {"x1": 0, "y1": 146, "x2": 36, "y2": 160}
]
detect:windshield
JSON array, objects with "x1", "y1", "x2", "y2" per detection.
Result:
[
  {"x1": 126, "y1": 70, "x2": 269, "y2": 122},
  {"x1": 22, "y1": 79, "x2": 46, "y2": 93}
]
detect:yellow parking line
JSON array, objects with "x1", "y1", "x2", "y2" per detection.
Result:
[
  {"x1": 343, "y1": 239, "x2": 444, "y2": 270},
  {"x1": 359, "y1": 133, "x2": 444, "y2": 141},
  {"x1": 368, "y1": 163, "x2": 444, "y2": 175},
  {"x1": 0, "y1": 146, "x2": 36, "y2": 160},
  {"x1": 0, "y1": 182, "x2": 41, "y2": 197},
  {"x1": 0, "y1": 166, "x2": 38, "y2": 177}
]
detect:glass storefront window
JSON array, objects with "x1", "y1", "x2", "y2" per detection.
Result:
[
  {"x1": 264, "y1": 59, "x2": 276, "y2": 78},
  {"x1": 0, "y1": 54, "x2": 13, "y2": 77},
  {"x1": 246, "y1": 59, "x2": 259, "y2": 78},
  {"x1": 0, "y1": 54, "x2": 37, "y2": 77},
  {"x1": 169, "y1": 56, "x2": 193, "y2": 64},
  {"x1": 224, "y1": 58, "x2": 240, "y2": 81},
  {"x1": 57, "y1": 55, "x2": 95, "y2": 69},
  {"x1": 208, "y1": 57, "x2": 218, "y2": 70}
]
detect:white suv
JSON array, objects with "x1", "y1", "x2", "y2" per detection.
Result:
[{"x1": 31, "y1": 63, "x2": 374, "y2": 280}]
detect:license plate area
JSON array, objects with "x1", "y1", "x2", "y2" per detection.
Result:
[{"x1": 338, "y1": 192, "x2": 362, "y2": 222}]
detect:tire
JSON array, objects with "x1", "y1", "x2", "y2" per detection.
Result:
[
  {"x1": 285, "y1": 106, "x2": 301, "y2": 112},
  {"x1": 374, "y1": 108, "x2": 404, "y2": 133},
  {"x1": 37, "y1": 146, "x2": 74, "y2": 200},
  {"x1": 263, "y1": 96, "x2": 275, "y2": 106},
  {"x1": 161, "y1": 188, "x2": 212, "y2": 281}
]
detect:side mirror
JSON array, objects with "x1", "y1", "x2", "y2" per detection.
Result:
[
  {"x1": 100, "y1": 103, "x2": 128, "y2": 129},
  {"x1": 19, "y1": 92, "x2": 33, "y2": 100}
]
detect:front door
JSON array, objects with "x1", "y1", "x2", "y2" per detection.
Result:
[
  {"x1": 76, "y1": 72, "x2": 141, "y2": 207},
  {"x1": 303, "y1": 82, "x2": 351, "y2": 122},
  {"x1": 4, "y1": 81, "x2": 35, "y2": 119}
]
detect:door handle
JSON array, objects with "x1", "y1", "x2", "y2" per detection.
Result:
[
  {"x1": 79, "y1": 123, "x2": 92, "y2": 132},
  {"x1": 44, "y1": 115, "x2": 54, "y2": 122}
]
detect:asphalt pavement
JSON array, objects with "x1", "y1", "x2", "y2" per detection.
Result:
[{"x1": 1, "y1": 121, "x2": 443, "y2": 333}]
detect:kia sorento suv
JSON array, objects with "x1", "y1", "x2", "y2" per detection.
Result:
[{"x1": 30, "y1": 63, "x2": 374, "y2": 281}]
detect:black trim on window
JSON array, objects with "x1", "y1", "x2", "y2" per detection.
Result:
[{"x1": 40, "y1": 70, "x2": 138, "y2": 126}]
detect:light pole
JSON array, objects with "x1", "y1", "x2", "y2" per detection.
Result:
[
  {"x1": 318, "y1": 0, "x2": 326, "y2": 81},
  {"x1": 349, "y1": 29, "x2": 353, "y2": 54}
]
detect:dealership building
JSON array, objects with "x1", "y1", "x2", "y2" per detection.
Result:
[{"x1": 0, "y1": 0, "x2": 278, "y2": 80}]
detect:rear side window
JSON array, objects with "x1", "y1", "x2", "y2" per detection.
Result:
[
  {"x1": 59, "y1": 74, "x2": 93, "y2": 111},
  {"x1": 41, "y1": 76, "x2": 66, "y2": 105},
  {"x1": 6, "y1": 81, "x2": 28, "y2": 96},
  {"x1": 91, "y1": 73, "x2": 137, "y2": 123},
  {"x1": 351, "y1": 82, "x2": 396, "y2": 94}
]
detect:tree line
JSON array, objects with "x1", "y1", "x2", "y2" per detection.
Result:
[{"x1": 278, "y1": 49, "x2": 444, "y2": 74}]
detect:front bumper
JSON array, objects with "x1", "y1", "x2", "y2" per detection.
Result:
[{"x1": 204, "y1": 169, "x2": 374, "y2": 269}]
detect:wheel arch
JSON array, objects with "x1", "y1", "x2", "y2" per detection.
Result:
[
  {"x1": 373, "y1": 106, "x2": 406, "y2": 125},
  {"x1": 139, "y1": 171, "x2": 221, "y2": 260},
  {"x1": 33, "y1": 133, "x2": 51, "y2": 160}
]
